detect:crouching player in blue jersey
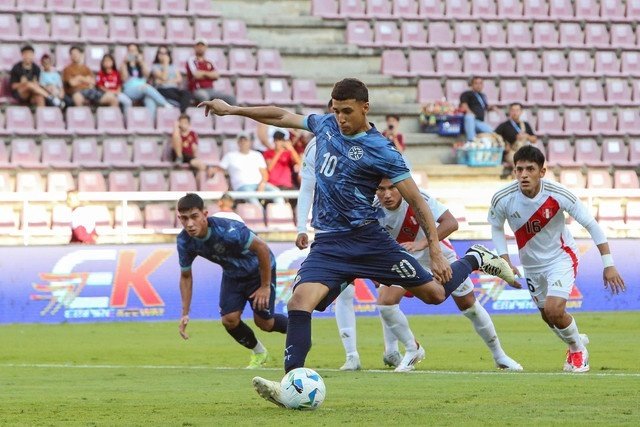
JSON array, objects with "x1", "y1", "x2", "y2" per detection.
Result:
[
  {"x1": 199, "y1": 78, "x2": 516, "y2": 407},
  {"x1": 176, "y1": 193, "x2": 287, "y2": 368}
]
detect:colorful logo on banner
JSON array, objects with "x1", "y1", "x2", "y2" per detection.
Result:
[{"x1": 29, "y1": 249, "x2": 172, "y2": 320}]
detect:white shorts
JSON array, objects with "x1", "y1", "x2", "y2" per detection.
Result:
[
  {"x1": 393, "y1": 252, "x2": 474, "y2": 298},
  {"x1": 523, "y1": 260, "x2": 577, "y2": 308}
]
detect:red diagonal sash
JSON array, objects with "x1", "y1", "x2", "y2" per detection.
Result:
[
  {"x1": 396, "y1": 206, "x2": 420, "y2": 243},
  {"x1": 514, "y1": 196, "x2": 560, "y2": 249}
]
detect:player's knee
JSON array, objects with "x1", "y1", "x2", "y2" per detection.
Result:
[
  {"x1": 221, "y1": 315, "x2": 240, "y2": 330},
  {"x1": 543, "y1": 306, "x2": 564, "y2": 325},
  {"x1": 254, "y1": 317, "x2": 272, "y2": 331}
]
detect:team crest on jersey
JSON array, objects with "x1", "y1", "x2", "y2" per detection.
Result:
[
  {"x1": 348, "y1": 146, "x2": 364, "y2": 160},
  {"x1": 543, "y1": 208, "x2": 553, "y2": 219},
  {"x1": 213, "y1": 243, "x2": 226, "y2": 254}
]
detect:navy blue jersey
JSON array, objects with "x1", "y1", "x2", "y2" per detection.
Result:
[
  {"x1": 304, "y1": 113, "x2": 411, "y2": 232},
  {"x1": 177, "y1": 217, "x2": 274, "y2": 278}
]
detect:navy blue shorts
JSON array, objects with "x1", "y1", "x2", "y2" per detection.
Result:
[
  {"x1": 219, "y1": 265, "x2": 277, "y2": 319},
  {"x1": 295, "y1": 222, "x2": 433, "y2": 311}
]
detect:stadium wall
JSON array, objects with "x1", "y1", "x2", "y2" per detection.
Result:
[{"x1": 1, "y1": 240, "x2": 638, "y2": 324}]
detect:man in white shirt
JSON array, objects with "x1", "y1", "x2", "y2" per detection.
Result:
[
  {"x1": 214, "y1": 134, "x2": 281, "y2": 206},
  {"x1": 488, "y1": 145, "x2": 625, "y2": 373}
]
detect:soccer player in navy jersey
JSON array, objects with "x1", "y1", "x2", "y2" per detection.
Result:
[
  {"x1": 199, "y1": 78, "x2": 515, "y2": 407},
  {"x1": 176, "y1": 193, "x2": 287, "y2": 368}
]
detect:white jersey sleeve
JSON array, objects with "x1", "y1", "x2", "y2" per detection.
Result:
[
  {"x1": 487, "y1": 182, "x2": 516, "y2": 227},
  {"x1": 424, "y1": 190, "x2": 448, "y2": 221},
  {"x1": 296, "y1": 138, "x2": 317, "y2": 232},
  {"x1": 557, "y1": 185, "x2": 607, "y2": 245}
]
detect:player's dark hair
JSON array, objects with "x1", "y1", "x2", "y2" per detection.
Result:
[
  {"x1": 177, "y1": 193, "x2": 204, "y2": 212},
  {"x1": 327, "y1": 99, "x2": 333, "y2": 109},
  {"x1": 509, "y1": 102, "x2": 523, "y2": 109},
  {"x1": 273, "y1": 130, "x2": 286, "y2": 141},
  {"x1": 21, "y1": 45, "x2": 35, "y2": 53},
  {"x1": 178, "y1": 113, "x2": 190, "y2": 122},
  {"x1": 385, "y1": 114, "x2": 400, "y2": 121},
  {"x1": 513, "y1": 145, "x2": 545, "y2": 169},
  {"x1": 69, "y1": 45, "x2": 83, "y2": 54},
  {"x1": 331, "y1": 78, "x2": 369, "y2": 102},
  {"x1": 470, "y1": 76, "x2": 482, "y2": 85}
]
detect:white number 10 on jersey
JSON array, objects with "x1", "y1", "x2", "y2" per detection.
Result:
[{"x1": 320, "y1": 153, "x2": 337, "y2": 177}]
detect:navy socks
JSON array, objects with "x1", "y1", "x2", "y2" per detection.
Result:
[{"x1": 284, "y1": 310, "x2": 312, "y2": 373}]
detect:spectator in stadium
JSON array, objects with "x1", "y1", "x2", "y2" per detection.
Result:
[
  {"x1": 10, "y1": 45, "x2": 62, "y2": 107},
  {"x1": 171, "y1": 114, "x2": 208, "y2": 175},
  {"x1": 151, "y1": 46, "x2": 192, "y2": 112},
  {"x1": 460, "y1": 76, "x2": 496, "y2": 143},
  {"x1": 38, "y1": 53, "x2": 66, "y2": 109},
  {"x1": 263, "y1": 131, "x2": 302, "y2": 191},
  {"x1": 214, "y1": 133, "x2": 281, "y2": 206},
  {"x1": 186, "y1": 39, "x2": 236, "y2": 105},
  {"x1": 381, "y1": 114, "x2": 405, "y2": 153},
  {"x1": 256, "y1": 123, "x2": 291, "y2": 152},
  {"x1": 119, "y1": 43, "x2": 172, "y2": 120},
  {"x1": 213, "y1": 192, "x2": 244, "y2": 223},
  {"x1": 67, "y1": 191, "x2": 97, "y2": 244},
  {"x1": 63, "y1": 46, "x2": 118, "y2": 108},
  {"x1": 96, "y1": 53, "x2": 132, "y2": 112},
  {"x1": 495, "y1": 103, "x2": 538, "y2": 179}
]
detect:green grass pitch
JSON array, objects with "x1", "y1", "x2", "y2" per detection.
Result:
[{"x1": 1, "y1": 312, "x2": 639, "y2": 426}]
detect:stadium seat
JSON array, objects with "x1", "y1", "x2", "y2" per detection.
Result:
[
  {"x1": 102, "y1": 138, "x2": 134, "y2": 169},
  {"x1": 480, "y1": 21, "x2": 506, "y2": 46},
  {"x1": 126, "y1": 107, "x2": 157, "y2": 134},
  {"x1": 131, "y1": 0, "x2": 159, "y2": 13},
  {"x1": 84, "y1": 45, "x2": 108, "y2": 72},
  {"x1": 80, "y1": 15, "x2": 109, "y2": 43},
  {"x1": 610, "y1": 24, "x2": 635, "y2": 47},
  {"x1": 23, "y1": 205, "x2": 51, "y2": 231},
  {"x1": 597, "y1": 202, "x2": 625, "y2": 227},
  {"x1": 538, "y1": 140, "x2": 577, "y2": 167},
  {"x1": 0, "y1": 44, "x2": 20, "y2": 72},
  {"x1": 576, "y1": 0, "x2": 601, "y2": 18},
  {"x1": 139, "y1": 170, "x2": 168, "y2": 191},
  {"x1": 199, "y1": 172, "x2": 229, "y2": 191},
  {"x1": 381, "y1": 50, "x2": 408, "y2": 77},
  {"x1": 21, "y1": 13, "x2": 49, "y2": 42},
  {"x1": 41, "y1": 138, "x2": 73, "y2": 169},
  {"x1": 311, "y1": 0, "x2": 339, "y2": 17},
  {"x1": 621, "y1": 52, "x2": 640, "y2": 76},
  {"x1": 393, "y1": 0, "x2": 419, "y2": 18},
  {"x1": 0, "y1": 206, "x2": 18, "y2": 231},
  {"x1": 222, "y1": 20, "x2": 253, "y2": 46},
  {"x1": 186, "y1": 107, "x2": 215, "y2": 134},
  {"x1": 533, "y1": 22, "x2": 558, "y2": 47},
  {"x1": 213, "y1": 114, "x2": 244, "y2": 135},
  {"x1": 133, "y1": 138, "x2": 169, "y2": 168},
  {"x1": 47, "y1": 171, "x2": 75, "y2": 193},
  {"x1": 499, "y1": 80, "x2": 525, "y2": 103},
  {"x1": 78, "y1": 171, "x2": 107, "y2": 192},
  {"x1": 194, "y1": 19, "x2": 222, "y2": 45},
  {"x1": 165, "y1": 17, "x2": 193, "y2": 44},
  {"x1": 569, "y1": 51, "x2": 594, "y2": 75},
  {"x1": 542, "y1": 50, "x2": 569, "y2": 76},
  {"x1": 558, "y1": 23, "x2": 583, "y2": 48},
  {"x1": 64, "y1": 96, "x2": 95, "y2": 129},
  {"x1": 507, "y1": 22, "x2": 532, "y2": 46},
  {"x1": 538, "y1": 110, "x2": 565, "y2": 135},
  {"x1": 144, "y1": 204, "x2": 174, "y2": 229},
  {"x1": 428, "y1": 21, "x2": 454, "y2": 46},
  {"x1": 115, "y1": 204, "x2": 145, "y2": 231},
  {"x1": 516, "y1": 50, "x2": 542, "y2": 75},
  {"x1": 445, "y1": 80, "x2": 467, "y2": 103},
  {"x1": 482, "y1": 80, "x2": 499, "y2": 104},
  {"x1": 628, "y1": 139, "x2": 640, "y2": 165},
  {"x1": 552, "y1": 79, "x2": 579, "y2": 106},
  {"x1": 264, "y1": 78, "x2": 294, "y2": 106},
  {"x1": 204, "y1": 47, "x2": 228, "y2": 75},
  {"x1": 170, "y1": 170, "x2": 197, "y2": 191},
  {"x1": 0, "y1": 15, "x2": 21, "y2": 42},
  {"x1": 574, "y1": 138, "x2": 605, "y2": 166},
  {"x1": 72, "y1": 138, "x2": 104, "y2": 168},
  {"x1": 485, "y1": 110, "x2": 503, "y2": 129},
  {"x1": 53, "y1": 44, "x2": 72, "y2": 70},
  {"x1": 523, "y1": 0, "x2": 549, "y2": 17},
  {"x1": 497, "y1": 0, "x2": 523, "y2": 17},
  {"x1": 51, "y1": 205, "x2": 72, "y2": 234},
  {"x1": 236, "y1": 203, "x2": 266, "y2": 229},
  {"x1": 627, "y1": 200, "x2": 640, "y2": 226},
  {"x1": 579, "y1": 79, "x2": 605, "y2": 105},
  {"x1": 98, "y1": 0, "x2": 129, "y2": 14},
  {"x1": 50, "y1": 15, "x2": 78, "y2": 43},
  {"x1": 228, "y1": 48, "x2": 258, "y2": 76},
  {"x1": 35, "y1": 107, "x2": 68, "y2": 136},
  {"x1": 559, "y1": 169, "x2": 586, "y2": 188},
  {"x1": 0, "y1": 141, "x2": 13, "y2": 169},
  {"x1": 196, "y1": 138, "x2": 221, "y2": 164},
  {"x1": 235, "y1": 78, "x2": 264, "y2": 105},
  {"x1": 339, "y1": 0, "x2": 366, "y2": 17},
  {"x1": 109, "y1": 16, "x2": 136, "y2": 43},
  {"x1": 6, "y1": 107, "x2": 35, "y2": 135},
  {"x1": 373, "y1": 21, "x2": 401, "y2": 47},
  {"x1": 595, "y1": 51, "x2": 620, "y2": 75},
  {"x1": 614, "y1": 170, "x2": 639, "y2": 189},
  {"x1": 446, "y1": 0, "x2": 470, "y2": 16},
  {"x1": 11, "y1": 139, "x2": 42, "y2": 168},
  {"x1": 266, "y1": 203, "x2": 295, "y2": 231},
  {"x1": 97, "y1": 107, "x2": 126, "y2": 135},
  {"x1": 587, "y1": 169, "x2": 612, "y2": 189},
  {"x1": 526, "y1": 80, "x2": 553, "y2": 105},
  {"x1": 471, "y1": 0, "x2": 496, "y2": 16},
  {"x1": 462, "y1": 51, "x2": 488, "y2": 74},
  {"x1": 401, "y1": 21, "x2": 427, "y2": 47},
  {"x1": 16, "y1": 171, "x2": 45, "y2": 193},
  {"x1": 549, "y1": 0, "x2": 573, "y2": 17},
  {"x1": 455, "y1": 22, "x2": 480, "y2": 46},
  {"x1": 257, "y1": 49, "x2": 289, "y2": 77},
  {"x1": 187, "y1": 0, "x2": 220, "y2": 17},
  {"x1": 159, "y1": 0, "x2": 189, "y2": 16},
  {"x1": 602, "y1": 139, "x2": 630, "y2": 166},
  {"x1": 564, "y1": 109, "x2": 590, "y2": 135},
  {"x1": 367, "y1": 0, "x2": 393, "y2": 17},
  {"x1": 617, "y1": 108, "x2": 640, "y2": 134},
  {"x1": 489, "y1": 51, "x2": 515, "y2": 76},
  {"x1": 221, "y1": 138, "x2": 239, "y2": 155},
  {"x1": 436, "y1": 51, "x2": 462, "y2": 75},
  {"x1": 346, "y1": 21, "x2": 373, "y2": 46},
  {"x1": 156, "y1": 107, "x2": 181, "y2": 134},
  {"x1": 21, "y1": 0, "x2": 46, "y2": 12},
  {"x1": 137, "y1": 17, "x2": 165, "y2": 44},
  {"x1": 417, "y1": 79, "x2": 444, "y2": 103},
  {"x1": 590, "y1": 109, "x2": 617, "y2": 134},
  {"x1": 90, "y1": 205, "x2": 114, "y2": 234},
  {"x1": 585, "y1": 24, "x2": 610, "y2": 47}
]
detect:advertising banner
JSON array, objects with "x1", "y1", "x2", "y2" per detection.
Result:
[{"x1": 0, "y1": 240, "x2": 638, "y2": 324}]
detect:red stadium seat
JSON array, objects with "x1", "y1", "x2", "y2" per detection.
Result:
[
  {"x1": 346, "y1": 21, "x2": 373, "y2": 45},
  {"x1": 507, "y1": 22, "x2": 532, "y2": 46},
  {"x1": 222, "y1": 19, "x2": 253, "y2": 46},
  {"x1": 499, "y1": 80, "x2": 525, "y2": 103},
  {"x1": 133, "y1": 138, "x2": 169, "y2": 168},
  {"x1": 602, "y1": 139, "x2": 630, "y2": 166},
  {"x1": 549, "y1": 0, "x2": 573, "y2": 18},
  {"x1": 482, "y1": 80, "x2": 499, "y2": 105},
  {"x1": 537, "y1": 110, "x2": 564, "y2": 135},
  {"x1": 455, "y1": 22, "x2": 480, "y2": 46},
  {"x1": 628, "y1": 0, "x2": 640, "y2": 19},
  {"x1": 617, "y1": 108, "x2": 640, "y2": 133},
  {"x1": 84, "y1": 45, "x2": 108, "y2": 72},
  {"x1": 419, "y1": 0, "x2": 443, "y2": 16},
  {"x1": 569, "y1": 50, "x2": 594, "y2": 75},
  {"x1": 526, "y1": 80, "x2": 553, "y2": 104},
  {"x1": 575, "y1": 138, "x2": 605, "y2": 166},
  {"x1": 497, "y1": 0, "x2": 523, "y2": 17},
  {"x1": 428, "y1": 21, "x2": 454, "y2": 46},
  {"x1": 311, "y1": 0, "x2": 339, "y2": 17},
  {"x1": 601, "y1": 0, "x2": 625, "y2": 18},
  {"x1": 235, "y1": 78, "x2": 264, "y2": 105},
  {"x1": 115, "y1": 205, "x2": 144, "y2": 230},
  {"x1": 481, "y1": 21, "x2": 506, "y2": 47},
  {"x1": 155, "y1": 107, "x2": 181, "y2": 134},
  {"x1": 0, "y1": 44, "x2": 20, "y2": 72},
  {"x1": 16, "y1": 172, "x2": 45, "y2": 193},
  {"x1": 472, "y1": 0, "x2": 496, "y2": 16},
  {"x1": 140, "y1": 170, "x2": 168, "y2": 192},
  {"x1": 109, "y1": 16, "x2": 136, "y2": 44},
  {"x1": 585, "y1": 24, "x2": 610, "y2": 47},
  {"x1": 579, "y1": 79, "x2": 605, "y2": 105},
  {"x1": 257, "y1": 49, "x2": 288, "y2": 77},
  {"x1": 264, "y1": 78, "x2": 294, "y2": 105},
  {"x1": 42, "y1": 139, "x2": 73, "y2": 169},
  {"x1": 630, "y1": 139, "x2": 640, "y2": 165},
  {"x1": 446, "y1": 0, "x2": 470, "y2": 17},
  {"x1": 587, "y1": 169, "x2": 612, "y2": 189},
  {"x1": 381, "y1": 50, "x2": 409, "y2": 76},
  {"x1": 516, "y1": 50, "x2": 542, "y2": 75},
  {"x1": 160, "y1": 0, "x2": 188, "y2": 16},
  {"x1": 102, "y1": 138, "x2": 133, "y2": 169},
  {"x1": 621, "y1": 51, "x2": 640, "y2": 76},
  {"x1": 186, "y1": 107, "x2": 215, "y2": 134},
  {"x1": 445, "y1": 80, "x2": 467, "y2": 103},
  {"x1": 552, "y1": 79, "x2": 579, "y2": 106},
  {"x1": 367, "y1": 0, "x2": 393, "y2": 17},
  {"x1": 165, "y1": 17, "x2": 194, "y2": 44},
  {"x1": 144, "y1": 204, "x2": 174, "y2": 229},
  {"x1": 0, "y1": 140, "x2": 13, "y2": 169},
  {"x1": 78, "y1": 171, "x2": 107, "y2": 192},
  {"x1": 236, "y1": 203, "x2": 266, "y2": 229},
  {"x1": 23, "y1": 205, "x2": 51, "y2": 230},
  {"x1": 50, "y1": 15, "x2": 78, "y2": 43},
  {"x1": 187, "y1": 0, "x2": 220, "y2": 17},
  {"x1": 170, "y1": 170, "x2": 197, "y2": 191},
  {"x1": 200, "y1": 172, "x2": 229, "y2": 191},
  {"x1": 590, "y1": 109, "x2": 617, "y2": 134},
  {"x1": 575, "y1": 0, "x2": 599, "y2": 18},
  {"x1": 489, "y1": 50, "x2": 515, "y2": 75},
  {"x1": 36, "y1": 107, "x2": 68, "y2": 136},
  {"x1": 126, "y1": 107, "x2": 157, "y2": 135},
  {"x1": 72, "y1": 138, "x2": 104, "y2": 168},
  {"x1": 196, "y1": 138, "x2": 221, "y2": 164},
  {"x1": 401, "y1": 21, "x2": 427, "y2": 47},
  {"x1": 107, "y1": 171, "x2": 136, "y2": 192},
  {"x1": 542, "y1": 51, "x2": 569, "y2": 76},
  {"x1": 435, "y1": 50, "x2": 462, "y2": 75},
  {"x1": 559, "y1": 23, "x2": 583, "y2": 47},
  {"x1": 559, "y1": 169, "x2": 585, "y2": 189},
  {"x1": 595, "y1": 51, "x2": 620, "y2": 76},
  {"x1": 373, "y1": 21, "x2": 401, "y2": 47},
  {"x1": 21, "y1": 13, "x2": 49, "y2": 42},
  {"x1": 0, "y1": 14, "x2": 21, "y2": 42},
  {"x1": 228, "y1": 48, "x2": 259, "y2": 76},
  {"x1": 97, "y1": 107, "x2": 126, "y2": 135},
  {"x1": 48, "y1": 0, "x2": 74, "y2": 12},
  {"x1": 533, "y1": 22, "x2": 558, "y2": 47},
  {"x1": 100, "y1": 0, "x2": 130, "y2": 14},
  {"x1": 614, "y1": 170, "x2": 639, "y2": 189},
  {"x1": 213, "y1": 114, "x2": 244, "y2": 135},
  {"x1": 393, "y1": 0, "x2": 418, "y2": 17},
  {"x1": 11, "y1": 139, "x2": 42, "y2": 168},
  {"x1": 462, "y1": 51, "x2": 488, "y2": 74},
  {"x1": 417, "y1": 79, "x2": 444, "y2": 103},
  {"x1": 6, "y1": 107, "x2": 35, "y2": 135},
  {"x1": 132, "y1": 0, "x2": 159, "y2": 13},
  {"x1": 523, "y1": 0, "x2": 548, "y2": 17},
  {"x1": 137, "y1": 17, "x2": 165, "y2": 44},
  {"x1": 564, "y1": 109, "x2": 590, "y2": 135},
  {"x1": 47, "y1": 171, "x2": 75, "y2": 193},
  {"x1": 194, "y1": 19, "x2": 221, "y2": 45},
  {"x1": 80, "y1": 15, "x2": 108, "y2": 43},
  {"x1": 339, "y1": 0, "x2": 366, "y2": 16},
  {"x1": 610, "y1": 24, "x2": 635, "y2": 47}
]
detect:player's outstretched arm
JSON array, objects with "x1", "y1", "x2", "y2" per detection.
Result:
[
  {"x1": 179, "y1": 269, "x2": 193, "y2": 340},
  {"x1": 198, "y1": 99, "x2": 306, "y2": 130},
  {"x1": 395, "y1": 178, "x2": 452, "y2": 283},
  {"x1": 596, "y1": 242, "x2": 626, "y2": 294},
  {"x1": 247, "y1": 236, "x2": 273, "y2": 311}
]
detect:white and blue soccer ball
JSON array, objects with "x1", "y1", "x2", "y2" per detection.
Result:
[{"x1": 280, "y1": 367, "x2": 326, "y2": 410}]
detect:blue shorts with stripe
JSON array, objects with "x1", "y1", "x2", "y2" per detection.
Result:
[
  {"x1": 294, "y1": 222, "x2": 433, "y2": 311},
  {"x1": 220, "y1": 265, "x2": 277, "y2": 319}
]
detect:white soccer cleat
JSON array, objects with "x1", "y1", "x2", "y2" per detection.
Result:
[
  {"x1": 339, "y1": 354, "x2": 362, "y2": 371},
  {"x1": 563, "y1": 334, "x2": 590, "y2": 373},
  {"x1": 383, "y1": 351, "x2": 402, "y2": 368},
  {"x1": 495, "y1": 355, "x2": 524, "y2": 371},
  {"x1": 466, "y1": 244, "x2": 516, "y2": 285},
  {"x1": 394, "y1": 344, "x2": 426, "y2": 372},
  {"x1": 252, "y1": 376, "x2": 286, "y2": 408}
]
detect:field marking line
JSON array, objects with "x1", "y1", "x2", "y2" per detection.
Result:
[{"x1": 1, "y1": 363, "x2": 639, "y2": 378}]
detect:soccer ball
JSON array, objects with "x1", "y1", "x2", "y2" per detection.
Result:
[{"x1": 279, "y1": 367, "x2": 326, "y2": 410}]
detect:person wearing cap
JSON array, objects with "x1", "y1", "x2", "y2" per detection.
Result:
[
  {"x1": 186, "y1": 39, "x2": 236, "y2": 105},
  {"x1": 10, "y1": 45, "x2": 60, "y2": 107},
  {"x1": 39, "y1": 53, "x2": 66, "y2": 108},
  {"x1": 212, "y1": 192, "x2": 244, "y2": 223}
]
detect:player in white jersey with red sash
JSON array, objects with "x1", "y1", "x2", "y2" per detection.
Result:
[
  {"x1": 374, "y1": 179, "x2": 522, "y2": 372},
  {"x1": 488, "y1": 145, "x2": 625, "y2": 373}
]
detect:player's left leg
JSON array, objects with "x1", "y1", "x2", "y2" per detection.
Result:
[
  {"x1": 221, "y1": 311, "x2": 269, "y2": 369},
  {"x1": 334, "y1": 284, "x2": 360, "y2": 371},
  {"x1": 452, "y1": 281, "x2": 523, "y2": 371}
]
